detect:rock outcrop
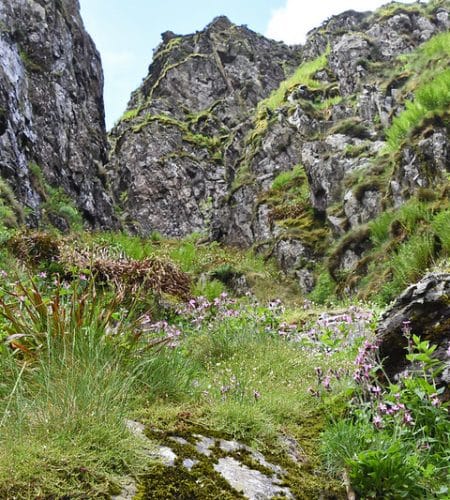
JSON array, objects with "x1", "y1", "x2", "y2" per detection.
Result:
[
  {"x1": 377, "y1": 273, "x2": 450, "y2": 384},
  {"x1": 0, "y1": 0, "x2": 115, "y2": 229},
  {"x1": 1, "y1": 0, "x2": 448, "y2": 300},
  {"x1": 108, "y1": 16, "x2": 301, "y2": 237},
  {"x1": 107, "y1": 1, "x2": 450, "y2": 295}
]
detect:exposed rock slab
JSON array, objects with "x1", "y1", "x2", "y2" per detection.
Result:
[
  {"x1": 377, "y1": 273, "x2": 450, "y2": 380},
  {"x1": 214, "y1": 457, "x2": 292, "y2": 499}
]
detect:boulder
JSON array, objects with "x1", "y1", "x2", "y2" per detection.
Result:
[{"x1": 376, "y1": 273, "x2": 450, "y2": 382}]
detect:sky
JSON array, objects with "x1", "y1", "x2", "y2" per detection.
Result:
[{"x1": 79, "y1": 0, "x2": 416, "y2": 129}]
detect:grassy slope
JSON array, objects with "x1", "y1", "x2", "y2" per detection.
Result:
[{"x1": 0, "y1": 229, "x2": 362, "y2": 498}]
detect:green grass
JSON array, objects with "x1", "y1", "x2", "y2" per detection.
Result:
[
  {"x1": 256, "y1": 46, "x2": 330, "y2": 116},
  {"x1": 386, "y1": 69, "x2": 450, "y2": 152},
  {"x1": 0, "y1": 307, "x2": 143, "y2": 498},
  {"x1": 0, "y1": 216, "x2": 447, "y2": 497},
  {"x1": 432, "y1": 209, "x2": 450, "y2": 254},
  {"x1": 271, "y1": 164, "x2": 306, "y2": 191}
]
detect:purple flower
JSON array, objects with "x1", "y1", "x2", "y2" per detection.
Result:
[
  {"x1": 373, "y1": 414, "x2": 383, "y2": 428},
  {"x1": 38, "y1": 271, "x2": 47, "y2": 279},
  {"x1": 430, "y1": 394, "x2": 441, "y2": 407},
  {"x1": 403, "y1": 412, "x2": 414, "y2": 426},
  {"x1": 322, "y1": 376, "x2": 331, "y2": 391},
  {"x1": 253, "y1": 390, "x2": 261, "y2": 400}
]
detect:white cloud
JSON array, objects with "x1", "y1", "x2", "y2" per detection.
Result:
[{"x1": 266, "y1": 0, "x2": 417, "y2": 45}]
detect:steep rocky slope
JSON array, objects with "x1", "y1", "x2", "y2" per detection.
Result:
[
  {"x1": 109, "y1": 1, "x2": 450, "y2": 301},
  {"x1": 0, "y1": 0, "x2": 115, "y2": 229},
  {"x1": 108, "y1": 16, "x2": 301, "y2": 237}
]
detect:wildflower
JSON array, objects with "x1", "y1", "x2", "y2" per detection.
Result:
[
  {"x1": 373, "y1": 414, "x2": 383, "y2": 429},
  {"x1": 430, "y1": 394, "x2": 441, "y2": 407},
  {"x1": 38, "y1": 271, "x2": 47, "y2": 278},
  {"x1": 253, "y1": 390, "x2": 261, "y2": 400},
  {"x1": 322, "y1": 376, "x2": 331, "y2": 391},
  {"x1": 315, "y1": 366, "x2": 323, "y2": 382},
  {"x1": 403, "y1": 412, "x2": 414, "y2": 426},
  {"x1": 140, "y1": 314, "x2": 152, "y2": 325},
  {"x1": 307, "y1": 387, "x2": 319, "y2": 397},
  {"x1": 370, "y1": 385, "x2": 382, "y2": 396},
  {"x1": 378, "y1": 402, "x2": 387, "y2": 413},
  {"x1": 0, "y1": 270, "x2": 7, "y2": 278},
  {"x1": 79, "y1": 274, "x2": 87, "y2": 281}
]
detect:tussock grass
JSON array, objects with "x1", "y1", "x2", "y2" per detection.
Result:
[
  {"x1": 0, "y1": 315, "x2": 143, "y2": 498},
  {"x1": 256, "y1": 47, "x2": 330, "y2": 117},
  {"x1": 386, "y1": 69, "x2": 450, "y2": 151}
]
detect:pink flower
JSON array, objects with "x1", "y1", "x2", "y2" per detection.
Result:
[
  {"x1": 371, "y1": 385, "x2": 382, "y2": 395},
  {"x1": 322, "y1": 376, "x2": 331, "y2": 391},
  {"x1": 403, "y1": 412, "x2": 414, "y2": 426},
  {"x1": 430, "y1": 394, "x2": 441, "y2": 407},
  {"x1": 79, "y1": 274, "x2": 87, "y2": 281},
  {"x1": 373, "y1": 414, "x2": 383, "y2": 428},
  {"x1": 253, "y1": 390, "x2": 261, "y2": 400},
  {"x1": 38, "y1": 271, "x2": 47, "y2": 278}
]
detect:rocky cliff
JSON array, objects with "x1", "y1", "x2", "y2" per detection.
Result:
[
  {"x1": 0, "y1": 0, "x2": 448, "y2": 303},
  {"x1": 0, "y1": 0, "x2": 115, "y2": 229},
  {"x1": 109, "y1": 1, "x2": 450, "y2": 301},
  {"x1": 108, "y1": 16, "x2": 301, "y2": 237}
]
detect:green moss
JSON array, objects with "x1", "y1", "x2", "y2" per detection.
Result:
[
  {"x1": 19, "y1": 49, "x2": 44, "y2": 73},
  {"x1": 256, "y1": 46, "x2": 331, "y2": 116},
  {"x1": 148, "y1": 53, "x2": 207, "y2": 101},
  {"x1": 152, "y1": 36, "x2": 183, "y2": 62},
  {"x1": 28, "y1": 163, "x2": 83, "y2": 231},
  {"x1": 132, "y1": 113, "x2": 223, "y2": 154},
  {"x1": 120, "y1": 108, "x2": 140, "y2": 122},
  {"x1": 0, "y1": 178, "x2": 24, "y2": 227},
  {"x1": 377, "y1": 3, "x2": 423, "y2": 20}
]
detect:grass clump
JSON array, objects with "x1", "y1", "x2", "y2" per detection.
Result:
[
  {"x1": 0, "y1": 276, "x2": 146, "y2": 498},
  {"x1": 386, "y1": 68, "x2": 450, "y2": 152},
  {"x1": 0, "y1": 178, "x2": 24, "y2": 227},
  {"x1": 257, "y1": 46, "x2": 330, "y2": 116},
  {"x1": 28, "y1": 162, "x2": 83, "y2": 231}
]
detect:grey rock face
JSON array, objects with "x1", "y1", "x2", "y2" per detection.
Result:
[
  {"x1": 377, "y1": 273, "x2": 450, "y2": 382},
  {"x1": 0, "y1": 0, "x2": 115, "y2": 227},
  {"x1": 391, "y1": 128, "x2": 450, "y2": 207},
  {"x1": 106, "y1": 3, "x2": 448, "y2": 290},
  {"x1": 109, "y1": 17, "x2": 300, "y2": 237}
]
